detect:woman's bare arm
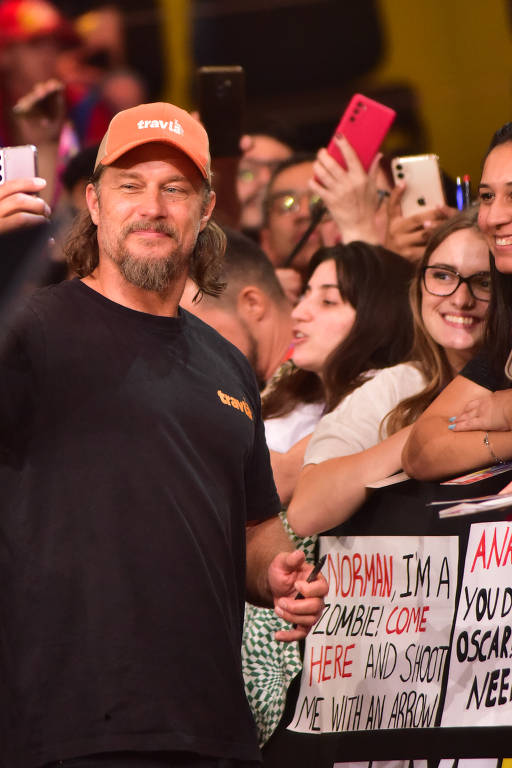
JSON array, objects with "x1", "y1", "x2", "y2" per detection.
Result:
[
  {"x1": 402, "y1": 375, "x2": 512, "y2": 481},
  {"x1": 270, "y1": 433, "x2": 312, "y2": 506},
  {"x1": 287, "y1": 426, "x2": 412, "y2": 537}
]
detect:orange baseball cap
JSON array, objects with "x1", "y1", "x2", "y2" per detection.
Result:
[{"x1": 94, "y1": 102, "x2": 211, "y2": 181}]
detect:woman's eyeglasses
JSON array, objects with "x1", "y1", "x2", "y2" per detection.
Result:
[{"x1": 422, "y1": 266, "x2": 491, "y2": 302}]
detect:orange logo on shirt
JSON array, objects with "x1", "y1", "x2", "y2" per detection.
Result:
[{"x1": 217, "y1": 390, "x2": 253, "y2": 421}]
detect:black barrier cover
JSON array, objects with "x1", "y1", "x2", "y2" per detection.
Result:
[{"x1": 262, "y1": 469, "x2": 512, "y2": 766}]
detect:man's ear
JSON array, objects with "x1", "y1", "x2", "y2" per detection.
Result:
[
  {"x1": 236, "y1": 286, "x2": 269, "y2": 324},
  {"x1": 199, "y1": 190, "x2": 216, "y2": 232},
  {"x1": 85, "y1": 183, "x2": 100, "y2": 226}
]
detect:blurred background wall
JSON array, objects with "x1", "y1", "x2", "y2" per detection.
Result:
[{"x1": 55, "y1": 0, "x2": 512, "y2": 186}]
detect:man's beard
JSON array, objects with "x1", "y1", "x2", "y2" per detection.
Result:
[{"x1": 109, "y1": 221, "x2": 192, "y2": 292}]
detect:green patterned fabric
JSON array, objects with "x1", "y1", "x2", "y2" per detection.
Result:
[{"x1": 242, "y1": 510, "x2": 317, "y2": 746}]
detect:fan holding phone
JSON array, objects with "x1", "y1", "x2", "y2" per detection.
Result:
[
  {"x1": 309, "y1": 94, "x2": 396, "y2": 248},
  {"x1": 310, "y1": 94, "x2": 454, "y2": 263}
]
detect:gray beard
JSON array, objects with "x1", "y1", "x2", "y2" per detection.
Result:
[
  {"x1": 116, "y1": 249, "x2": 187, "y2": 292},
  {"x1": 110, "y1": 221, "x2": 191, "y2": 292}
]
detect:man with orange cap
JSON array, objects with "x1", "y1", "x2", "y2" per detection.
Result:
[{"x1": 0, "y1": 102, "x2": 327, "y2": 768}]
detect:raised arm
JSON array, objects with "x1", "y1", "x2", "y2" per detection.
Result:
[
  {"x1": 309, "y1": 135, "x2": 382, "y2": 245},
  {"x1": 402, "y1": 374, "x2": 512, "y2": 481}
]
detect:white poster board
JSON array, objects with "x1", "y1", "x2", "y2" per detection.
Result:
[
  {"x1": 289, "y1": 535, "x2": 458, "y2": 734},
  {"x1": 442, "y1": 521, "x2": 512, "y2": 727}
]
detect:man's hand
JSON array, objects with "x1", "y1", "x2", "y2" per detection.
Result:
[
  {"x1": 268, "y1": 550, "x2": 327, "y2": 642},
  {"x1": 0, "y1": 178, "x2": 51, "y2": 234},
  {"x1": 449, "y1": 390, "x2": 512, "y2": 433}
]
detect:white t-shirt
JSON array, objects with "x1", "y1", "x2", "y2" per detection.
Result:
[
  {"x1": 304, "y1": 362, "x2": 426, "y2": 465},
  {"x1": 264, "y1": 401, "x2": 325, "y2": 453}
]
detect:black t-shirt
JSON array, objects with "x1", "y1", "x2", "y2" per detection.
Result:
[
  {"x1": 0, "y1": 279, "x2": 280, "y2": 768},
  {"x1": 460, "y1": 349, "x2": 512, "y2": 391}
]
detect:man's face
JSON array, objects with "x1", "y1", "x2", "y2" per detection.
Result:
[
  {"x1": 86, "y1": 143, "x2": 215, "y2": 292},
  {"x1": 236, "y1": 135, "x2": 292, "y2": 231},
  {"x1": 261, "y1": 161, "x2": 323, "y2": 271}
]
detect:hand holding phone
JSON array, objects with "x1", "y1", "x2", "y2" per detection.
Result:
[
  {"x1": 0, "y1": 145, "x2": 38, "y2": 185},
  {"x1": 391, "y1": 154, "x2": 445, "y2": 217},
  {"x1": 325, "y1": 93, "x2": 396, "y2": 172}
]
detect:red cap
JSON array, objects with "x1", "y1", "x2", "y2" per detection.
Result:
[
  {"x1": 0, "y1": 0, "x2": 77, "y2": 48},
  {"x1": 94, "y1": 102, "x2": 211, "y2": 181}
]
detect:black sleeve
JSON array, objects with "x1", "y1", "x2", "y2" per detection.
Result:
[
  {"x1": 460, "y1": 349, "x2": 511, "y2": 391},
  {"x1": 245, "y1": 407, "x2": 281, "y2": 524}
]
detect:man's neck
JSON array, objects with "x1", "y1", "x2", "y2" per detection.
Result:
[
  {"x1": 260, "y1": 308, "x2": 294, "y2": 383},
  {"x1": 82, "y1": 262, "x2": 187, "y2": 317}
]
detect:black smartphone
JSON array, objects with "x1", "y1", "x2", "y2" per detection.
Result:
[{"x1": 197, "y1": 65, "x2": 245, "y2": 158}]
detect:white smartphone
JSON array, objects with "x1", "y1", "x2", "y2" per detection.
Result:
[
  {"x1": 0, "y1": 144, "x2": 38, "y2": 185},
  {"x1": 391, "y1": 154, "x2": 445, "y2": 216}
]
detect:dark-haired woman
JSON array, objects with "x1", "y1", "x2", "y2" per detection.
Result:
[{"x1": 264, "y1": 240, "x2": 414, "y2": 507}]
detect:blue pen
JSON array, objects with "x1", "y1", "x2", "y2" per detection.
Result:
[{"x1": 456, "y1": 176, "x2": 464, "y2": 211}]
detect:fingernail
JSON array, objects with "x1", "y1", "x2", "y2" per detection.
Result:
[
  {"x1": 34, "y1": 177, "x2": 46, "y2": 187},
  {"x1": 275, "y1": 605, "x2": 284, "y2": 618},
  {"x1": 448, "y1": 424, "x2": 455, "y2": 431},
  {"x1": 423, "y1": 220, "x2": 432, "y2": 228},
  {"x1": 449, "y1": 416, "x2": 456, "y2": 422}
]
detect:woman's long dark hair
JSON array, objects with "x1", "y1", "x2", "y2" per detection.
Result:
[
  {"x1": 262, "y1": 242, "x2": 414, "y2": 419},
  {"x1": 481, "y1": 122, "x2": 512, "y2": 377}
]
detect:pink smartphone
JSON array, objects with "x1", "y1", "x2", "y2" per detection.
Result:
[{"x1": 325, "y1": 94, "x2": 396, "y2": 171}]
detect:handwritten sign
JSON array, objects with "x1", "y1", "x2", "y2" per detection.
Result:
[
  {"x1": 289, "y1": 535, "x2": 458, "y2": 734},
  {"x1": 442, "y1": 521, "x2": 512, "y2": 727}
]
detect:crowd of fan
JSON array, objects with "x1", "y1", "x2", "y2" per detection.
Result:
[{"x1": 2, "y1": 0, "x2": 512, "y2": 763}]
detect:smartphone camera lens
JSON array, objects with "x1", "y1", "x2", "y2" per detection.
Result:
[
  {"x1": 396, "y1": 164, "x2": 402, "y2": 171},
  {"x1": 349, "y1": 116, "x2": 355, "y2": 122},
  {"x1": 417, "y1": 197, "x2": 426, "y2": 206},
  {"x1": 397, "y1": 172, "x2": 404, "y2": 179}
]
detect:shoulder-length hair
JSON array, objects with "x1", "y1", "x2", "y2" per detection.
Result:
[
  {"x1": 64, "y1": 165, "x2": 227, "y2": 297},
  {"x1": 262, "y1": 241, "x2": 415, "y2": 420},
  {"x1": 385, "y1": 209, "x2": 489, "y2": 434}
]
